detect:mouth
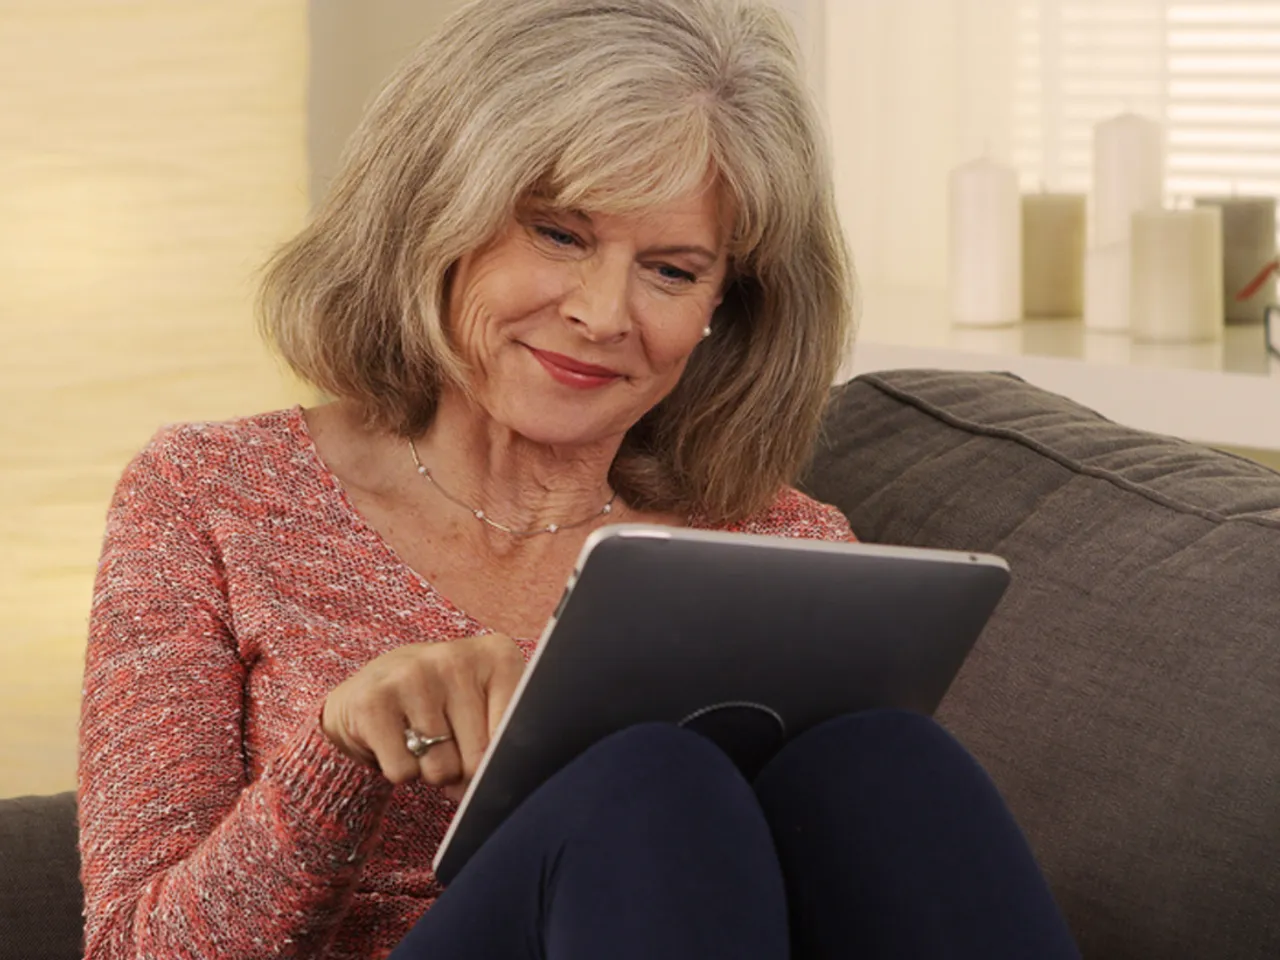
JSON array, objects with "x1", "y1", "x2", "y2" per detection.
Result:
[{"x1": 525, "y1": 346, "x2": 624, "y2": 389}]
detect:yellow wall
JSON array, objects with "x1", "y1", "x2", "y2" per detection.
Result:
[{"x1": 0, "y1": 1, "x2": 311, "y2": 797}]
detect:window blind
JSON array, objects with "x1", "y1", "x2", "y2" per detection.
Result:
[{"x1": 1015, "y1": 0, "x2": 1280, "y2": 244}]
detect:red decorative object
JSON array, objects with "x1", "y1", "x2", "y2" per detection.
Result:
[{"x1": 1236, "y1": 258, "x2": 1280, "y2": 302}]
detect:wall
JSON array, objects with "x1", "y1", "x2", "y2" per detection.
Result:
[
  {"x1": 825, "y1": 0, "x2": 1018, "y2": 291},
  {"x1": 0, "y1": 1, "x2": 310, "y2": 796},
  {"x1": 309, "y1": 0, "x2": 468, "y2": 202}
]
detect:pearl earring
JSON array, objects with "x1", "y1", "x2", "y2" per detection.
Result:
[{"x1": 701, "y1": 326, "x2": 712, "y2": 339}]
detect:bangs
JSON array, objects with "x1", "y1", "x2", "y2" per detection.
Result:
[{"x1": 538, "y1": 99, "x2": 732, "y2": 226}]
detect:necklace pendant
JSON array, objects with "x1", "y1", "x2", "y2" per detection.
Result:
[
  {"x1": 546, "y1": 523, "x2": 560, "y2": 534},
  {"x1": 474, "y1": 509, "x2": 485, "y2": 520}
]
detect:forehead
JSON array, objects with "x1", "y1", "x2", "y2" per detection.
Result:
[{"x1": 534, "y1": 176, "x2": 732, "y2": 250}]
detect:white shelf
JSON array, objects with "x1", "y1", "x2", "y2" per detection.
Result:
[{"x1": 841, "y1": 288, "x2": 1280, "y2": 452}]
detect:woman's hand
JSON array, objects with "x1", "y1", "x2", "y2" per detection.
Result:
[{"x1": 321, "y1": 632, "x2": 526, "y2": 798}]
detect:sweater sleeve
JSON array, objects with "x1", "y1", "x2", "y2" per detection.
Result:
[{"x1": 78, "y1": 430, "x2": 395, "y2": 960}]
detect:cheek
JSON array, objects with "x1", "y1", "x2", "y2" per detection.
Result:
[
  {"x1": 450, "y1": 253, "x2": 566, "y2": 348},
  {"x1": 639, "y1": 301, "x2": 716, "y2": 372}
]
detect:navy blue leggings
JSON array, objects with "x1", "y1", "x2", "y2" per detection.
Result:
[{"x1": 389, "y1": 710, "x2": 1079, "y2": 959}]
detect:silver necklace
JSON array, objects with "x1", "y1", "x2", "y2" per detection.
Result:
[{"x1": 408, "y1": 438, "x2": 617, "y2": 537}]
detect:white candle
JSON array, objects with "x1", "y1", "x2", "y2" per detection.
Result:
[
  {"x1": 1093, "y1": 113, "x2": 1165, "y2": 248},
  {"x1": 1085, "y1": 113, "x2": 1165, "y2": 333},
  {"x1": 1193, "y1": 196, "x2": 1277, "y2": 324},
  {"x1": 1023, "y1": 192, "x2": 1086, "y2": 318},
  {"x1": 1130, "y1": 207, "x2": 1224, "y2": 343},
  {"x1": 1084, "y1": 242, "x2": 1131, "y2": 334},
  {"x1": 949, "y1": 157, "x2": 1022, "y2": 326}
]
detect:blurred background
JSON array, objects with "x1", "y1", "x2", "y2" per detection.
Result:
[{"x1": 3, "y1": 0, "x2": 1278, "y2": 798}]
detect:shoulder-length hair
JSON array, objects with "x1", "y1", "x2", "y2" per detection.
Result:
[{"x1": 259, "y1": 0, "x2": 855, "y2": 525}]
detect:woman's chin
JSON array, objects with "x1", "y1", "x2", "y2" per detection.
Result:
[
  {"x1": 508, "y1": 421, "x2": 619, "y2": 449},
  {"x1": 495, "y1": 404, "x2": 625, "y2": 450}
]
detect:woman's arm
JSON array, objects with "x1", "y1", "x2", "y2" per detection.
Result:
[{"x1": 79, "y1": 431, "x2": 394, "y2": 960}]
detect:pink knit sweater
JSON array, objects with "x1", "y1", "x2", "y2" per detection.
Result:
[{"x1": 78, "y1": 406, "x2": 855, "y2": 960}]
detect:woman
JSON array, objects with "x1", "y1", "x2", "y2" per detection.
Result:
[{"x1": 78, "y1": 0, "x2": 1079, "y2": 957}]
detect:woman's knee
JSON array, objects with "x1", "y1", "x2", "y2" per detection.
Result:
[
  {"x1": 548, "y1": 722, "x2": 773, "y2": 858},
  {"x1": 578, "y1": 722, "x2": 748, "y2": 795},
  {"x1": 755, "y1": 708, "x2": 982, "y2": 797},
  {"x1": 803, "y1": 708, "x2": 963, "y2": 758}
]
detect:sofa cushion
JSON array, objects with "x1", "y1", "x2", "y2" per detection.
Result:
[
  {"x1": 801, "y1": 369, "x2": 1280, "y2": 960},
  {"x1": 0, "y1": 792, "x2": 83, "y2": 960}
]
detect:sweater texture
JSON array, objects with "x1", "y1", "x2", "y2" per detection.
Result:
[{"x1": 78, "y1": 406, "x2": 855, "y2": 959}]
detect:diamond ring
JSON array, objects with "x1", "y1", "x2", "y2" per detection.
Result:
[{"x1": 404, "y1": 727, "x2": 454, "y2": 758}]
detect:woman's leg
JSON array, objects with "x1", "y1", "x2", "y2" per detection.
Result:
[
  {"x1": 753, "y1": 709, "x2": 1080, "y2": 960},
  {"x1": 390, "y1": 723, "x2": 789, "y2": 960}
]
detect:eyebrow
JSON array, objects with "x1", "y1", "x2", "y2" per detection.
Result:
[
  {"x1": 556, "y1": 208, "x2": 722, "y2": 266},
  {"x1": 641, "y1": 243, "x2": 720, "y2": 265}
]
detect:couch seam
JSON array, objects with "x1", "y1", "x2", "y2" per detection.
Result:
[{"x1": 856, "y1": 373, "x2": 1280, "y2": 533}]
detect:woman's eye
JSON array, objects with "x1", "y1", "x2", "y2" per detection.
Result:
[
  {"x1": 656, "y1": 264, "x2": 697, "y2": 284},
  {"x1": 536, "y1": 225, "x2": 579, "y2": 248}
]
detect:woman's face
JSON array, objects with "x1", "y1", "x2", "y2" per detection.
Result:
[{"x1": 445, "y1": 183, "x2": 731, "y2": 447}]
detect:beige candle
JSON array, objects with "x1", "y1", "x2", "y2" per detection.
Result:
[
  {"x1": 1130, "y1": 207, "x2": 1224, "y2": 343},
  {"x1": 1194, "y1": 196, "x2": 1277, "y2": 324},
  {"x1": 1022, "y1": 192, "x2": 1086, "y2": 318}
]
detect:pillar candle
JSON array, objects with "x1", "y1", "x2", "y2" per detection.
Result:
[
  {"x1": 1022, "y1": 192, "x2": 1086, "y2": 318},
  {"x1": 1194, "y1": 196, "x2": 1278, "y2": 324},
  {"x1": 1130, "y1": 207, "x2": 1224, "y2": 343},
  {"x1": 1085, "y1": 113, "x2": 1165, "y2": 333},
  {"x1": 1084, "y1": 242, "x2": 1130, "y2": 333},
  {"x1": 1093, "y1": 113, "x2": 1165, "y2": 248},
  {"x1": 949, "y1": 157, "x2": 1022, "y2": 327}
]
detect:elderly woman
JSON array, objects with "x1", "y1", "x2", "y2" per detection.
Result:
[{"x1": 78, "y1": 0, "x2": 1078, "y2": 957}]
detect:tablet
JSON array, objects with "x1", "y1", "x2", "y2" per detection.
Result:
[{"x1": 432, "y1": 524, "x2": 1010, "y2": 884}]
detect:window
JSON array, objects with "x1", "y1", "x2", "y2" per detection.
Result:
[{"x1": 1015, "y1": 0, "x2": 1280, "y2": 242}]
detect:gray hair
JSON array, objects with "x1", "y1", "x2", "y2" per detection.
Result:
[{"x1": 259, "y1": 0, "x2": 855, "y2": 524}]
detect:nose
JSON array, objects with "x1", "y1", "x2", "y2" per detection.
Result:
[{"x1": 561, "y1": 254, "x2": 631, "y2": 342}]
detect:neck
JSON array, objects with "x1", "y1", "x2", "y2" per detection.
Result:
[{"x1": 411, "y1": 388, "x2": 622, "y2": 547}]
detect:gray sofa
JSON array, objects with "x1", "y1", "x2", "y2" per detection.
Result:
[{"x1": 2, "y1": 369, "x2": 1277, "y2": 959}]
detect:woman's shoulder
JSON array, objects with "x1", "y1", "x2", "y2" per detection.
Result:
[
  {"x1": 135, "y1": 406, "x2": 305, "y2": 466},
  {"x1": 716, "y1": 487, "x2": 856, "y2": 542},
  {"x1": 120, "y1": 407, "x2": 312, "y2": 500}
]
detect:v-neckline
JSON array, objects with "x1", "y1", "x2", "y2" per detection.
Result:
[
  {"x1": 284, "y1": 405, "x2": 513, "y2": 640},
  {"x1": 282, "y1": 404, "x2": 710, "y2": 645}
]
